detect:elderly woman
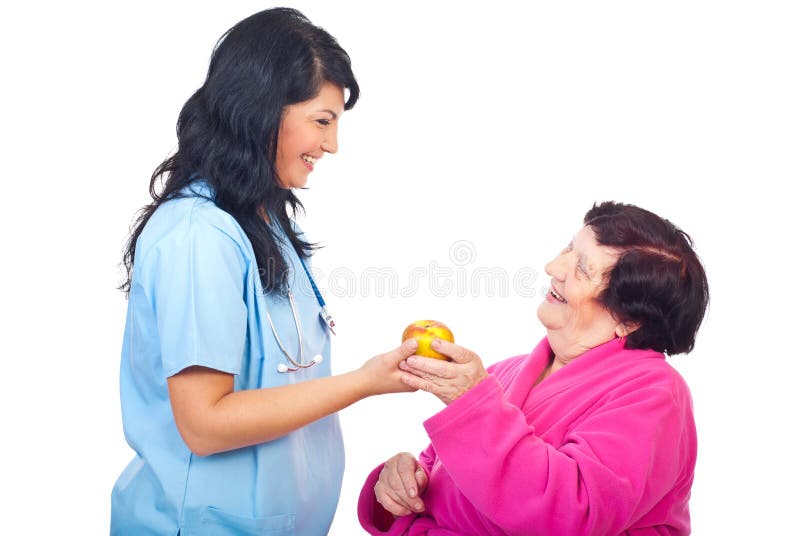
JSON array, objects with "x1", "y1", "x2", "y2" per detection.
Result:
[{"x1": 359, "y1": 201, "x2": 709, "y2": 535}]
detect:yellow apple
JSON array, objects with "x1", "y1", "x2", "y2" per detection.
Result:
[{"x1": 402, "y1": 320, "x2": 455, "y2": 360}]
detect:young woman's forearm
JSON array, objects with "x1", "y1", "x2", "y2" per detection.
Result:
[
  {"x1": 168, "y1": 340, "x2": 417, "y2": 456},
  {"x1": 170, "y1": 370, "x2": 366, "y2": 456},
  {"x1": 202, "y1": 372, "x2": 368, "y2": 455}
]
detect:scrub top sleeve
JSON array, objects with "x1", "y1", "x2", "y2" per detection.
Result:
[{"x1": 150, "y1": 224, "x2": 248, "y2": 378}]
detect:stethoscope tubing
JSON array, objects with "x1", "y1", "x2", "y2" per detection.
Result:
[
  {"x1": 264, "y1": 289, "x2": 322, "y2": 373},
  {"x1": 265, "y1": 256, "x2": 332, "y2": 373}
]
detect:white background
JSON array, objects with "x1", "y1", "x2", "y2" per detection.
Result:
[{"x1": 1, "y1": 1, "x2": 798, "y2": 534}]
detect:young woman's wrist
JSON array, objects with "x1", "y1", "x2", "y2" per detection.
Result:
[{"x1": 352, "y1": 368, "x2": 378, "y2": 399}]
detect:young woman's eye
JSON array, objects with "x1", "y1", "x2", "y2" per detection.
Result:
[{"x1": 316, "y1": 119, "x2": 331, "y2": 126}]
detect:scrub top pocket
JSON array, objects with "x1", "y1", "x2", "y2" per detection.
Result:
[{"x1": 182, "y1": 506, "x2": 295, "y2": 535}]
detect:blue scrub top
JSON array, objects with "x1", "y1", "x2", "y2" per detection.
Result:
[{"x1": 111, "y1": 183, "x2": 343, "y2": 535}]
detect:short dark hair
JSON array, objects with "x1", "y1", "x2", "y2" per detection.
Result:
[{"x1": 584, "y1": 202, "x2": 709, "y2": 355}]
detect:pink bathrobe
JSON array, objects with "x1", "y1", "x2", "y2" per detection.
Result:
[{"x1": 358, "y1": 337, "x2": 696, "y2": 535}]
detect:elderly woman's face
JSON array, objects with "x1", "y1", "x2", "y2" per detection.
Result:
[{"x1": 538, "y1": 226, "x2": 623, "y2": 358}]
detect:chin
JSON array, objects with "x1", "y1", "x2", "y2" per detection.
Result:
[
  {"x1": 281, "y1": 177, "x2": 308, "y2": 189},
  {"x1": 294, "y1": 175, "x2": 310, "y2": 188},
  {"x1": 536, "y1": 302, "x2": 554, "y2": 327},
  {"x1": 537, "y1": 308, "x2": 566, "y2": 334}
]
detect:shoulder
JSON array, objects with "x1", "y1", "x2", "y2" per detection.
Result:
[
  {"x1": 609, "y1": 347, "x2": 694, "y2": 408},
  {"x1": 135, "y1": 195, "x2": 251, "y2": 273}
]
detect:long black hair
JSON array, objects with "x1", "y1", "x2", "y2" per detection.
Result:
[{"x1": 120, "y1": 7, "x2": 359, "y2": 295}]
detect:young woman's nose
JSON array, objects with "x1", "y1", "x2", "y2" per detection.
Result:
[{"x1": 321, "y1": 124, "x2": 338, "y2": 154}]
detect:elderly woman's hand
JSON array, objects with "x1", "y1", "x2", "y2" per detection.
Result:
[
  {"x1": 374, "y1": 452, "x2": 429, "y2": 516},
  {"x1": 399, "y1": 339, "x2": 488, "y2": 405}
]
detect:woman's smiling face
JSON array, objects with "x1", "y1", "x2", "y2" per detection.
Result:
[
  {"x1": 274, "y1": 82, "x2": 345, "y2": 189},
  {"x1": 537, "y1": 225, "x2": 624, "y2": 360}
]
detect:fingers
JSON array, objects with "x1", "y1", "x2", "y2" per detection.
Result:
[
  {"x1": 395, "y1": 338, "x2": 419, "y2": 359},
  {"x1": 415, "y1": 465, "x2": 429, "y2": 493},
  {"x1": 375, "y1": 454, "x2": 426, "y2": 515},
  {"x1": 378, "y1": 338, "x2": 419, "y2": 369},
  {"x1": 400, "y1": 355, "x2": 453, "y2": 379},
  {"x1": 399, "y1": 371, "x2": 442, "y2": 402},
  {"x1": 378, "y1": 468, "x2": 428, "y2": 517},
  {"x1": 429, "y1": 338, "x2": 475, "y2": 364},
  {"x1": 397, "y1": 454, "x2": 422, "y2": 498},
  {"x1": 358, "y1": 339, "x2": 423, "y2": 397},
  {"x1": 400, "y1": 347, "x2": 489, "y2": 405},
  {"x1": 374, "y1": 483, "x2": 414, "y2": 516}
]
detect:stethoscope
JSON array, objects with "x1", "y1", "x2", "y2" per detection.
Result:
[{"x1": 265, "y1": 257, "x2": 336, "y2": 373}]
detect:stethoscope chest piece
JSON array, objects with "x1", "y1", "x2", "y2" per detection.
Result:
[{"x1": 276, "y1": 353, "x2": 323, "y2": 373}]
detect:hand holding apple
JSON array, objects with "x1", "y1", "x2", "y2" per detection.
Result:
[
  {"x1": 357, "y1": 339, "x2": 419, "y2": 397},
  {"x1": 399, "y1": 338, "x2": 488, "y2": 405},
  {"x1": 401, "y1": 320, "x2": 455, "y2": 361}
]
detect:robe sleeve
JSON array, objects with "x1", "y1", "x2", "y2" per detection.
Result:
[{"x1": 423, "y1": 374, "x2": 692, "y2": 535}]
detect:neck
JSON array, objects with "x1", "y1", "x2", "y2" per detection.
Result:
[{"x1": 547, "y1": 332, "x2": 616, "y2": 371}]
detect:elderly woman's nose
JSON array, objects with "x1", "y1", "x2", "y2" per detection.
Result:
[{"x1": 545, "y1": 257, "x2": 565, "y2": 280}]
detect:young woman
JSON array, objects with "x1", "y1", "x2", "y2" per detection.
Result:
[{"x1": 111, "y1": 8, "x2": 416, "y2": 534}]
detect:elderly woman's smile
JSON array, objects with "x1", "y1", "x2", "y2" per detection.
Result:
[{"x1": 547, "y1": 286, "x2": 567, "y2": 303}]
